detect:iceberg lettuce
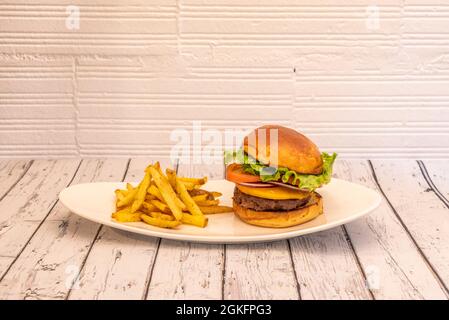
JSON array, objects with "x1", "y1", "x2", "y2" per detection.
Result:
[{"x1": 224, "y1": 149, "x2": 337, "y2": 191}]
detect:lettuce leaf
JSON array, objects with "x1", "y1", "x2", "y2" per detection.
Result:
[{"x1": 224, "y1": 149, "x2": 337, "y2": 191}]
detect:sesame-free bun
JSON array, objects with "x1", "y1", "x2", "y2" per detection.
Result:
[
  {"x1": 233, "y1": 192, "x2": 323, "y2": 228},
  {"x1": 243, "y1": 125, "x2": 323, "y2": 174}
]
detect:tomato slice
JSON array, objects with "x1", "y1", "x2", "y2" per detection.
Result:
[{"x1": 226, "y1": 163, "x2": 261, "y2": 184}]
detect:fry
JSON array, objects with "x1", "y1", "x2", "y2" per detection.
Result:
[
  {"x1": 148, "y1": 184, "x2": 165, "y2": 202},
  {"x1": 181, "y1": 214, "x2": 208, "y2": 227},
  {"x1": 150, "y1": 199, "x2": 172, "y2": 214},
  {"x1": 145, "y1": 161, "x2": 160, "y2": 173},
  {"x1": 192, "y1": 194, "x2": 209, "y2": 202},
  {"x1": 149, "y1": 182, "x2": 187, "y2": 210},
  {"x1": 179, "y1": 176, "x2": 208, "y2": 185},
  {"x1": 112, "y1": 208, "x2": 142, "y2": 222},
  {"x1": 195, "y1": 199, "x2": 220, "y2": 207},
  {"x1": 167, "y1": 170, "x2": 197, "y2": 191},
  {"x1": 210, "y1": 191, "x2": 222, "y2": 199},
  {"x1": 175, "y1": 176, "x2": 203, "y2": 216},
  {"x1": 166, "y1": 171, "x2": 196, "y2": 208},
  {"x1": 115, "y1": 189, "x2": 125, "y2": 202},
  {"x1": 165, "y1": 168, "x2": 177, "y2": 188},
  {"x1": 142, "y1": 202, "x2": 158, "y2": 212},
  {"x1": 155, "y1": 163, "x2": 169, "y2": 182},
  {"x1": 131, "y1": 170, "x2": 151, "y2": 213},
  {"x1": 145, "y1": 194, "x2": 157, "y2": 201},
  {"x1": 174, "y1": 196, "x2": 186, "y2": 210},
  {"x1": 198, "y1": 205, "x2": 233, "y2": 214},
  {"x1": 141, "y1": 214, "x2": 181, "y2": 228},
  {"x1": 148, "y1": 211, "x2": 175, "y2": 221},
  {"x1": 117, "y1": 187, "x2": 138, "y2": 207},
  {"x1": 113, "y1": 162, "x2": 217, "y2": 230},
  {"x1": 181, "y1": 181, "x2": 199, "y2": 191},
  {"x1": 149, "y1": 166, "x2": 183, "y2": 220}
]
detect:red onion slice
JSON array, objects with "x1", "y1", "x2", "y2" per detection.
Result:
[
  {"x1": 236, "y1": 182, "x2": 275, "y2": 188},
  {"x1": 268, "y1": 181, "x2": 309, "y2": 191},
  {"x1": 236, "y1": 181, "x2": 315, "y2": 192}
]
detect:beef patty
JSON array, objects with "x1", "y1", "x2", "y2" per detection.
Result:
[{"x1": 233, "y1": 187, "x2": 311, "y2": 212}]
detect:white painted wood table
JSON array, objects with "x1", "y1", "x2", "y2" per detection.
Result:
[{"x1": 0, "y1": 158, "x2": 448, "y2": 300}]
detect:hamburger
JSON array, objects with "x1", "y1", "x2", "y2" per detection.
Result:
[{"x1": 225, "y1": 125, "x2": 337, "y2": 228}]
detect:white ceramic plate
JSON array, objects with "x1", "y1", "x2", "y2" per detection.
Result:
[{"x1": 59, "y1": 179, "x2": 381, "y2": 244}]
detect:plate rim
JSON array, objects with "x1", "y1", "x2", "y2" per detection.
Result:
[{"x1": 59, "y1": 178, "x2": 382, "y2": 244}]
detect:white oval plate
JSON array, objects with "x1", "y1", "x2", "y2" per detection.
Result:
[{"x1": 59, "y1": 179, "x2": 381, "y2": 244}]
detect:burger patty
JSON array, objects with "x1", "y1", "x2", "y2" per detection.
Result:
[{"x1": 233, "y1": 187, "x2": 311, "y2": 212}]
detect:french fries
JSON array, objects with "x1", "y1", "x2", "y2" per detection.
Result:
[
  {"x1": 111, "y1": 162, "x2": 231, "y2": 229},
  {"x1": 180, "y1": 181, "x2": 199, "y2": 191},
  {"x1": 141, "y1": 214, "x2": 181, "y2": 228},
  {"x1": 181, "y1": 214, "x2": 208, "y2": 227},
  {"x1": 149, "y1": 166, "x2": 184, "y2": 220},
  {"x1": 117, "y1": 187, "x2": 138, "y2": 207},
  {"x1": 192, "y1": 194, "x2": 209, "y2": 202},
  {"x1": 153, "y1": 174, "x2": 187, "y2": 210},
  {"x1": 131, "y1": 170, "x2": 151, "y2": 213},
  {"x1": 175, "y1": 176, "x2": 203, "y2": 216},
  {"x1": 112, "y1": 208, "x2": 142, "y2": 222},
  {"x1": 150, "y1": 199, "x2": 172, "y2": 214},
  {"x1": 115, "y1": 189, "x2": 125, "y2": 203},
  {"x1": 147, "y1": 211, "x2": 175, "y2": 221},
  {"x1": 179, "y1": 176, "x2": 208, "y2": 185},
  {"x1": 210, "y1": 191, "x2": 222, "y2": 199},
  {"x1": 142, "y1": 201, "x2": 158, "y2": 212},
  {"x1": 165, "y1": 168, "x2": 177, "y2": 189},
  {"x1": 148, "y1": 184, "x2": 164, "y2": 202},
  {"x1": 195, "y1": 199, "x2": 220, "y2": 207},
  {"x1": 199, "y1": 205, "x2": 233, "y2": 214},
  {"x1": 145, "y1": 194, "x2": 157, "y2": 201}
]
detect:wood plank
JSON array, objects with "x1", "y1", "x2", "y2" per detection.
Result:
[
  {"x1": 196, "y1": 162, "x2": 299, "y2": 300},
  {"x1": 69, "y1": 227, "x2": 158, "y2": 300},
  {"x1": 0, "y1": 160, "x2": 31, "y2": 199},
  {"x1": 68, "y1": 158, "x2": 174, "y2": 300},
  {"x1": 371, "y1": 160, "x2": 449, "y2": 295},
  {"x1": 151, "y1": 161, "x2": 298, "y2": 300},
  {"x1": 146, "y1": 162, "x2": 224, "y2": 300},
  {"x1": 289, "y1": 227, "x2": 372, "y2": 300},
  {"x1": 334, "y1": 160, "x2": 447, "y2": 299},
  {"x1": 0, "y1": 257, "x2": 14, "y2": 280},
  {"x1": 420, "y1": 160, "x2": 449, "y2": 205},
  {"x1": 0, "y1": 160, "x2": 80, "y2": 259},
  {"x1": 0, "y1": 159, "x2": 128, "y2": 299},
  {"x1": 0, "y1": 160, "x2": 32, "y2": 278},
  {"x1": 224, "y1": 241, "x2": 299, "y2": 299}
]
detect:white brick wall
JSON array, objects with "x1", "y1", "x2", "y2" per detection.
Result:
[{"x1": 1, "y1": 0, "x2": 449, "y2": 159}]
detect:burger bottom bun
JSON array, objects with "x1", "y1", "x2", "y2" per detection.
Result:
[{"x1": 233, "y1": 192, "x2": 323, "y2": 228}]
